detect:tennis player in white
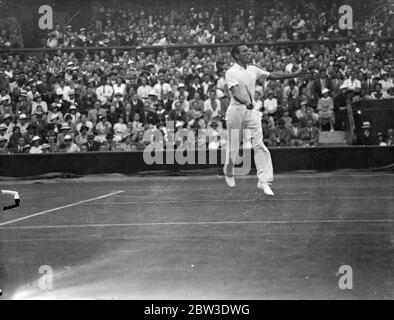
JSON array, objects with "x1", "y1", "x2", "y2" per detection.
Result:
[{"x1": 224, "y1": 44, "x2": 301, "y2": 195}]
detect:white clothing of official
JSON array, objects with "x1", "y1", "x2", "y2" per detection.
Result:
[{"x1": 224, "y1": 63, "x2": 273, "y2": 183}]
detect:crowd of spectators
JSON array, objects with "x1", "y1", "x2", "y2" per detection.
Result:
[
  {"x1": 43, "y1": 0, "x2": 393, "y2": 48},
  {"x1": 0, "y1": 33, "x2": 393, "y2": 154}
]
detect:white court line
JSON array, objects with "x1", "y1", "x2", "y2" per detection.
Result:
[
  {"x1": 1, "y1": 218, "x2": 394, "y2": 230},
  {"x1": 0, "y1": 190, "x2": 124, "y2": 227},
  {"x1": 111, "y1": 184, "x2": 394, "y2": 193},
  {"x1": 87, "y1": 196, "x2": 394, "y2": 206}
]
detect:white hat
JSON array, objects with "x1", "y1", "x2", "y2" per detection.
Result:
[
  {"x1": 0, "y1": 123, "x2": 7, "y2": 131},
  {"x1": 148, "y1": 90, "x2": 158, "y2": 96},
  {"x1": 178, "y1": 83, "x2": 185, "y2": 88},
  {"x1": 19, "y1": 113, "x2": 27, "y2": 120},
  {"x1": 32, "y1": 135, "x2": 41, "y2": 142},
  {"x1": 64, "y1": 134, "x2": 72, "y2": 140},
  {"x1": 60, "y1": 123, "x2": 71, "y2": 130},
  {"x1": 340, "y1": 84, "x2": 348, "y2": 90},
  {"x1": 69, "y1": 104, "x2": 77, "y2": 110},
  {"x1": 0, "y1": 136, "x2": 7, "y2": 142},
  {"x1": 322, "y1": 88, "x2": 330, "y2": 95},
  {"x1": 361, "y1": 121, "x2": 371, "y2": 128}
]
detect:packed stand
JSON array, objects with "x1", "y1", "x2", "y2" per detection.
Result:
[
  {"x1": 43, "y1": 0, "x2": 393, "y2": 48},
  {"x1": 0, "y1": 36, "x2": 393, "y2": 154}
]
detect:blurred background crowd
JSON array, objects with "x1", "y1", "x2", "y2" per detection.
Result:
[{"x1": 0, "y1": 0, "x2": 393, "y2": 153}]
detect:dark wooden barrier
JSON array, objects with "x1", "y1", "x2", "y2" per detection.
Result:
[{"x1": 0, "y1": 146, "x2": 393, "y2": 178}]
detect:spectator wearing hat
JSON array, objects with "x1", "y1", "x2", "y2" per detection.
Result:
[
  {"x1": 68, "y1": 104, "x2": 81, "y2": 124},
  {"x1": 15, "y1": 113, "x2": 29, "y2": 135},
  {"x1": 41, "y1": 143, "x2": 51, "y2": 153},
  {"x1": 62, "y1": 134, "x2": 80, "y2": 153},
  {"x1": 83, "y1": 133, "x2": 100, "y2": 152},
  {"x1": 2, "y1": 113, "x2": 15, "y2": 136},
  {"x1": 57, "y1": 122, "x2": 73, "y2": 146},
  {"x1": 174, "y1": 83, "x2": 190, "y2": 100},
  {"x1": 385, "y1": 128, "x2": 394, "y2": 146},
  {"x1": 0, "y1": 136, "x2": 9, "y2": 154},
  {"x1": 317, "y1": 88, "x2": 335, "y2": 132},
  {"x1": 31, "y1": 94, "x2": 48, "y2": 115},
  {"x1": 0, "y1": 89, "x2": 11, "y2": 105},
  {"x1": 30, "y1": 110, "x2": 47, "y2": 133},
  {"x1": 29, "y1": 135, "x2": 43, "y2": 154},
  {"x1": 47, "y1": 103, "x2": 64, "y2": 124},
  {"x1": 357, "y1": 121, "x2": 374, "y2": 145}
]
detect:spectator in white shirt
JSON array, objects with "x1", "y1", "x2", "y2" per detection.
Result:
[
  {"x1": 96, "y1": 79, "x2": 114, "y2": 105},
  {"x1": 174, "y1": 83, "x2": 190, "y2": 100},
  {"x1": 137, "y1": 77, "x2": 152, "y2": 99},
  {"x1": 379, "y1": 73, "x2": 393, "y2": 93},
  {"x1": 77, "y1": 113, "x2": 94, "y2": 134},
  {"x1": 263, "y1": 91, "x2": 278, "y2": 115},
  {"x1": 369, "y1": 83, "x2": 389, "y2": 100},
  {"x1": 204, "y1": 89, "x2": 222, "y2": 119},
  {"x1": 16, "y1": 113, "x2": 29, "y2": 134},
  {"x1": 153, "y1": 71, "x2": 172, "y2": 100},
  {"x1": 113, "y1": 116, "x2": 128, "y2": 142},
  {"x1": 31, "y1": 94, "x2": 48, "y2": 115},
  {"x1": 63, "y1": 134, "x2": 80, "y2": 153},
  {"x1": 29, "y1": 136, "x2": 43, "y2": 154},
  {"x1": 343, "y1": 71, "x2": 361, "y2": 91},
  {"x1": 113, "y1": 77, "x2": 127, "y2": 97}
]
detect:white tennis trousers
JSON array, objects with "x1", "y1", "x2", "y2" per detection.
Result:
[{"x1": 223, "y1": 105, "x2": 273, "y2": 183}]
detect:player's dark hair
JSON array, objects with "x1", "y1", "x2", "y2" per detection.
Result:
[{"x1": 231, "y1": 44, "x2": 244, "y2": 60}]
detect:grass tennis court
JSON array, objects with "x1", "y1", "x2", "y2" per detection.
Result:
[{"x1": 0, "y1": 171, "x2": 393, "y2": 299}]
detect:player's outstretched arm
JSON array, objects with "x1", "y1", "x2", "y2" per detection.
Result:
[{"x1": 268, "y1": 69, "x2": 302, "y2": 80}]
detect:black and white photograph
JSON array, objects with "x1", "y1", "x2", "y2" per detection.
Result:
[{"x1": 0, "y1": 0, "x2": 393, "y2": 304}]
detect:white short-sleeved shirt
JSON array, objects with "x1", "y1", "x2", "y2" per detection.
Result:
[{"x1": 225, "y1": 63, "x2": 270, "y2": 107}]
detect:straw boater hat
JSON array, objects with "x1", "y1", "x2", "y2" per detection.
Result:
[{"x1": 361, "y1": 121, "x2": 371, "y2": 129}]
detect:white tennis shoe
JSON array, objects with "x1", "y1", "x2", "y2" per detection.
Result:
[
  {"x1": 224, "y1": 176, "x2": 236, "y2": 188},
  {"x1": 257, "y1": 182, "x2": 274, "y2": 196}
]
